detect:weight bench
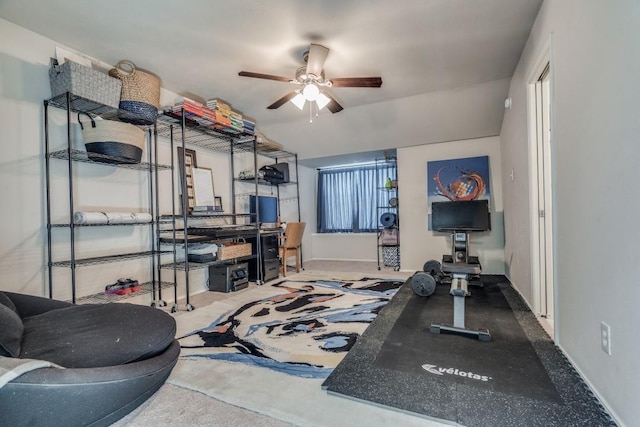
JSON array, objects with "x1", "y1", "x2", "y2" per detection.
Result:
[{"x1": 429, "y1": 231, "x2": 491, "y2": 341}]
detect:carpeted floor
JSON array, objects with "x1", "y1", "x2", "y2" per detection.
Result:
[
  {"x1": 111, "y1": 383, "x2": 295, "y2": 427},
  {"x1": 322, "y1": 275, "x2": 616, "y2": 427}
]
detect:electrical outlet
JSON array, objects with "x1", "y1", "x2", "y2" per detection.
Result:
[{"x1": 601, "y1": 322, "x2": 612, "y2": 356}]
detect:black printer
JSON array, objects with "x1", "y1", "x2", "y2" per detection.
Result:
[
  {"x1": 207, "y1": 263, "x2": 249, "y2": 292},
  {"x1": 260, "y1": 163, "x2": 289, "y2": 185}
]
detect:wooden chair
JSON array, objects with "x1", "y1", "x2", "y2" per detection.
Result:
[{"x1": 279, "y1": 222, "x2": 306, "y2": 276}]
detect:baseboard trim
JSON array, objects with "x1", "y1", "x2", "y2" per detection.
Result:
[
  {"x1": 504, "y1": 273, "x2": 535, "y2": 312},
  {"x1": 309, "y1": 257, "x2": 378, "y2": 263},
  {"x1": 556, "y1": 343, "x2": 624, "y2": 426},
  {"x1": 506, "y1": 276, "x2": 623, "y2": 425}
]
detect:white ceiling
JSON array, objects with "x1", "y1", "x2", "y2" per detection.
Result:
[{"x1": 0, "y1": 0, "x2": 542, "y2": 164}]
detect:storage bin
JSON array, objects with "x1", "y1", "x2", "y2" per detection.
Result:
[
  {"x1": 379, "y1": 228, "x2": 398, "y2": 245},
  {"x1": 382, "y1": 246, "x2": 400, "y2": 267},
  {"x1": 78, "y1": 113, "x2": 145, "y2": 164},
  {"x1": 109, "y1": 60, "x2": 161, "y2": 125},
  {"x1": 217, "y1": 242, "x2": 252, "y2": 260},
  {"x1": 49, "y1": 58, "x2": 122, "y2": 109}
]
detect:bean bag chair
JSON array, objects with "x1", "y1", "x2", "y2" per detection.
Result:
[{"x1": 0, "y1": 291, "x2": 180, "y2": 426}]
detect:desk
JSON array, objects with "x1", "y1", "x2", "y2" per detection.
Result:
[
  {"x1": 186, "y1": 225, "x2": 258, "y2": 239},
  {"x1": 159, "y1": 226, "x2": 258, "y2": 243}
]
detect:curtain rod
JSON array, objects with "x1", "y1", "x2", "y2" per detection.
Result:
[{"x1": 317, "y1": 161, "x2": 381, "y2": 171}]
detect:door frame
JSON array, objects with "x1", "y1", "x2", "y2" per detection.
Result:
[{"x1": 526, "y1": 37, "x2": 558, "y2": 340}]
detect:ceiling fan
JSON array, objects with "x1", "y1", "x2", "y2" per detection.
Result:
[{"x1": 238, "y1": 43, "x2": 383, "y2": 114}]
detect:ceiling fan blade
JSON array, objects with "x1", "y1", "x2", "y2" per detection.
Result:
[
  {"x1": 305, "y1": 43, "x2": 330, "y2": 77},
  {"x1": 323, "y1": 92, "x2": 344, "y2": 114},
  {"x1": 239, "y1": 71, "x2": 293, "y2": 83},
  {"x1": 330, "y1": 77, "x2": 383, "y2": 88},
  {"x1": 267, "y1": 91, "x2": 298, "y2": 109}
]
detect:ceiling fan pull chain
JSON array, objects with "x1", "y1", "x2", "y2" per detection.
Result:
[{"x1": 309, "y1": 102, "x2": 313, "y2": 123}]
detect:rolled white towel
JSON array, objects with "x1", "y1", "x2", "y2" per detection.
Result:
[
  {"x1": 74, "y1": 211, "x2": 109, "y2": 225},
  {"x1": 106, "y1": 212, "x2": 137, "y2": 224},
  {"x1": 132, "y1": 213, "x2": 152, "y2": 223},
  {"x1": 74, "y1": 211, "x2": 152, "y2": 225}
]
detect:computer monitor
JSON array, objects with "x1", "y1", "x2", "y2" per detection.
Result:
[
  {"x1": 431, "y1": 199, "x2": 491, "y2": 231},
  {"x1": 249, "y1": 195, "x2": 278, "y2": 224}
]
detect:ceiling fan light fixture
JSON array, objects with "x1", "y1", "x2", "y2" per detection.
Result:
[
  {"x1": 302, "y1": 83, "x2": 320, "y2": 101},
  {"x1": 316, "y1": 92, "x2": 331, "y2": 110},
  {"x1": 239, "y1": 43, "x2": 381, "y2": 115},
  {"x1": 290, "y1": 92, "x2": 306, "y2": 110}
]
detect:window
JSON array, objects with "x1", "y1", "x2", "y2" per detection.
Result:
[{"x1": 317, "y1": 163, "x2": 396, "y2": 233}]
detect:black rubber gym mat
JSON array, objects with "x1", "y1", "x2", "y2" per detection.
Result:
[
  {"x1": 322, "y1": 276, "x2": 615, "y2": 427},
  {"x1": 375, "y1": 277, "x2": 561, "y2": 403}
]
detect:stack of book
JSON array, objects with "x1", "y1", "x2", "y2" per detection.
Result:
[
  {"x1": 206, "y1": 98, "x2": 229, "y2": 111},
  {"x1": 206, "y1": 99, "x2": 232, "y2": 130},
  {"x1": 242, "y1": 118, "x2": 255, "y2": 135},
  {"x1": 229, "y1": 110, "x2": 243, "y2": 133},
  {"x1": 165, "y1": 97, "x2": 256, "y2": 136},
  {"x1": 167, "y1": 97, "x2": 216, "y2": 127}
]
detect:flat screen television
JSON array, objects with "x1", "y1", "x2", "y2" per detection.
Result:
[
  {"x1": 431, "y1": 199, "x2": 490, "y2": 231},
  {"x1": 249, "y1": 195, "x2": 278, "y2": 224}
]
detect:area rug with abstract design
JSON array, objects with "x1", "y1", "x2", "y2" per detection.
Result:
[{"x1": 176, "y1": 273, "x2": 406, "y2": 379}]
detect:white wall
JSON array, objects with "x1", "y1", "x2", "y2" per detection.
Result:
[
  {"x1": 296, "y1": 164, "x2": 315, "y2": 262},
  {"x1": 312, "y1": 233, "x2": 378, "y2": 262},
  {"x1": 398, "y1": 137, "x2": 504, "y2": 274},
  {"x1": 500, "y1": 1, "x2": 640, "y2": 424},
  {"x1": 1, "y1": 19, "x2": 67, "y2": 296}
]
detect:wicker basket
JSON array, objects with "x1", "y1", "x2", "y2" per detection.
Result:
[
  {"x1": 78, "y1": 113, "x2": 145, "y2": 164},
  {"x1": 49, "y1": 58, "x2": 122, "y2": 109},
  {"x1": 109, "y1": 60, "x2": 160, "y2": 125},
  {"x1": 83, "y1": 141, "x2": 143, "y2": 164},
  {"x1": 217, "y1": 242, "x2": 252, "y2": 261}
]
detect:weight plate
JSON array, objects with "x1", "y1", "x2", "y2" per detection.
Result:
[
  {"x1": 423, "y1": 259, "x2": 442, "y2": 275},
  {"x1": 380, "y1": 212, "x2": 397, "y2": 227},
  {"x1": 411, "y1": 272, "x2": 436, "y2": 297}
]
